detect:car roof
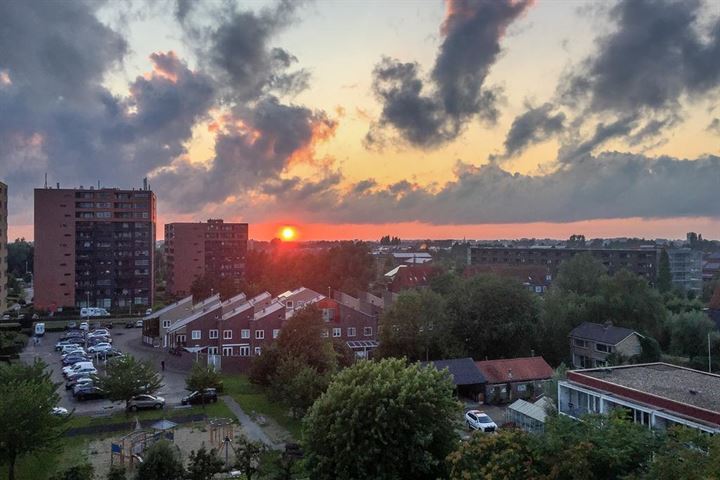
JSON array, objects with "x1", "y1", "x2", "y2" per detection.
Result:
[{"x1": 467, "y1": 410, "x2": 486, "y2": 415}]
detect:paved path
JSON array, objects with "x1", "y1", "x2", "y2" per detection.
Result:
[{"x1": 221, "y1": 395, "x2": 282, "y2": 450}]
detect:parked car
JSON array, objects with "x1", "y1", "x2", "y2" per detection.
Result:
[
  {"x1": 135, "y1": 319, "x2": 143, "y2": 328},
  {"x1": 87, "y1": 343, "x2": 112, "y2": 354},
  {"x1": 66, "y1": 321, "x2": 78, "y2": 330},
  {"x1": 56, "y1": 340, "x2": 82, "y2": 351},
  {"x1": 61, "y1": 346, "x2": 86, "y2": 357},
  {"x1": 465, "y1": 410, "x2": 498, "y2": 432},
  {"x1": 62, "y1": 355, "x2": 90, "y2": 367},
  {"x1": 63, "y1": 361, "x2": 94, "y2": 377},
  {"x1": 74, "y1": 385, "x2": 106, "y2": 401},
  {"x1": 79, "y1": 322, "x2": 89, "y2": 331},
  {"x1": 34, "y1": 323, "x2": 45, "y2": 337},
  {"x1": 126, "y1": 394, "x2": 165, "y2": 411},
  {"x1": 66, "y1": 376, "x2": 93, "y2": 390},
  {"x1": 181, "y1": 388, "x2": 218, "y2": 405},
  {"x1": 104, "y1": 349, "x2": 124, "y2": 358},
  {"x1": 61, "y1": 331, "x2": 84, "y2": 340},
  {"x1": 1, "y1": 314, "x2": 10, "y2": 321},
  {"x1": 102, "y1": 322, "x2": 114, "y2": 330},
  {"x1": 125, "y1": 320, "x2": 136, "y2": 328},
  {"x1": 52, "y1": 407, "x2": 70, "y2": 416},
  {"x1": 67, "y1": 367, "x2": 97, "y2": 381},
  {"x1": 89, "y1": 329, "x2": 110, "y2": 337},
  {"x1": 80, "y1": 307, "x2": 110, "y2": 318}
]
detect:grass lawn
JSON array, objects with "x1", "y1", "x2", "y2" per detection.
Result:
[{"x1": 223, "y1": 374, "x2": 303, "y2": 440}]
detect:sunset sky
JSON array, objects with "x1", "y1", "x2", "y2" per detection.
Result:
[{"x1": 1, "y1": 0, "x2": 719, "y2": 241}]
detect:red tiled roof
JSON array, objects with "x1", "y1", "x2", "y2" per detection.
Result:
[
  {"x1": 475, "y1": 356, "x2": 553, "y2": 384},
  {"x1": 389, "y1": 265, "x2": 443, "y2": 292}
]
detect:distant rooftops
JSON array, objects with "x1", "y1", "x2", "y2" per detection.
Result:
[{"x1": 569, "y1": 322, "x2": 641, "y2": 345}]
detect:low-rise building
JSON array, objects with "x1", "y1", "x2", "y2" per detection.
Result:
[
  {"x1": 475, "y1": 356, "x2": 554, "y2": 404},
  {"x1": 317, "y1": 291, "x2": 380, "y2": 357},
  {"x1": 422, "y1": 357, "x2": 486, "y2": 401},
  {"x1": 384, "y1": 264, "x2": 443, "y2": 293},
  {"x1": 141, "y1": 295, "x2": 194, "y2": 347},
  {"x1": 569, "y1": 322, "x2": 643, "y2": 369},
  {"x1": 505, "y1": 397, "x2": 552, "y2": 434},
  {"x1": 558, "y1": 363, "x2": 720, "y2": 434},
  {"x1": 276, "y1": 287, "x2": 325, "y2": 319}
]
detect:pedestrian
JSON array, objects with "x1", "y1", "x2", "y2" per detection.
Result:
[{"x1": 161, "y1": 360, "x2": 165, "y2": 371}]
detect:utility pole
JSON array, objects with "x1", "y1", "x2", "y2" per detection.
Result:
[{"x1": 709, "y1": 333, "x2": 712, "y2": 374}]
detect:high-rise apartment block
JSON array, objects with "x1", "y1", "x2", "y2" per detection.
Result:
[
  {"x1": 0, "y1": 181, "x2": 7, "y2": 313},
  {"x1": 165, "y1": 219, "x2": 248, "y2": 297},
  {"x1": 34, "y1": 185, "x2": 156, "y2": 312},
  {"x1": 667, "y1": 248, "x2": 703, "y2": 293}
]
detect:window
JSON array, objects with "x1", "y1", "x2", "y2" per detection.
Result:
[
  {"x1": 208, "y1": 347, "x2": 218, "y2": 355},
  {"x1": 322, "y1": 308, "x2": 335, "y2": 322},
  {"x1": 241, "y1": 329, "x2": 250, "y2": 339},
  {"x1": 223, "y1": 330, "x2": 232, "y2": 340},
  {"x1": 254, "y1": 347, "x2": 262, "y2": 355},
  {"x1": 255, "y1": 330, "x2": 265, "y2": 340},
  {"x1": 573, "y1": 338, "x2": 587, "y2": 348},
  {"x1": 595, "y1": 343, "x2": 612, "y2": 353},
  {"x1": 162, "y1": 320, "x2": 171, "y2": 328},
  {"x1": 286, "y1": 300, "x2": 293, "y2": 309},
  {"x1": 273, "y1": 329, "x2": 280, "y2": 339},
  {"x1": 191, "y1": 330, "x2": 201, "y2": 340},
  {"x1": 364, "y1": 326, "x2": 373, "y2": 337},
  {"x1": 517, "y1": 384, "x2": 527, "y2": 392},
  {"x1": 332, "y1": 328, "x2": 341, "y2": 338},
  {"x1": 209, "y1": 329, "x2": 219, "y2": 339},
  {"x1": 239, "y1": 346, "x2": 250, "y2": 357},
  {"x1": 347, "y1": 327, "x2": 356, "y2": 337},
  {"x1": 321, "y1": 329, "x2": 329, "y2": 338},
  {"x1": 223, "y1": 347, "x2": 234, "y2": 356}
]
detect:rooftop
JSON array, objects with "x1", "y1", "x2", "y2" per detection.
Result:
[
  {"x1": 422, "y1": 358, "x2": 486, "y2": 386},
  {"x1": 476, "y1": 356, "x2": 553, "y2": 384},
  {"x1": 575, "y1": 363, "x2": 720, "y2": 414},
  {"x1": 569, "y1": 322, "x2": 640, "y2": 345}
]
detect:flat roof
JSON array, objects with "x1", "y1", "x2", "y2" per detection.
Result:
[{"x1": 575, "y1": 363, "x2": 720, "y2": 414}]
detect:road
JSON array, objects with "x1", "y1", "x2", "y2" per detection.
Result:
[{"x1": 21, "y1": 327, "x2": 189, "y2": 415}]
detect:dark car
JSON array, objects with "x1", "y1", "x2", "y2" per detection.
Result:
[
  {"x1": 74, "y1": 385, "x2": 107, "y2": 401},
  {"x1": 181, "y1": 388, "x2": 218, "y2": 405},
  {"x1": 66, "y1": 321, "x2": 78, "y2": 330},
  {"x1": 66, "y1": 376, "x2": 93, "y2": 390},
  {"x1": 125, "y1": 320, "x2": 136, "y2": 329},
  {"x1": 60, "y1": 332, "x2": 84, "y2": 342},
  {"x1": 62, "y1": 355, "x2": 90, "y2": 366},
  {"x1": 104, "y1": 349, "x2": 124, "y2": 358}
]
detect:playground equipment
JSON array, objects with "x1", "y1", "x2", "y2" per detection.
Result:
[
  {"x1": 110, "y1": 420, "x2": 177, "y2": 469},
  {"x1": 208, "y1": 417, "x2": 234, "y2": 448}
]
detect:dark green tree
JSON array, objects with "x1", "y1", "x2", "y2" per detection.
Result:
[
  {"x1": 667, "y1": 311, "x2": 717, "y2": 358},
  {"x1": 233, "y1": 434, "x2": 267, "y2": 480},
  {"x1": 50, "y1": 464, "x2": 94, "y2": 480},
  {"x1": 657, "y1": 249, "x2": 672, "y2": 293},
  {"x1": 6, "y1": 238, "x2": 33, "y2": 279},
  {"x1": 187, "y1": 445, "x2": 224, "y2": 480},
  {"x1": 554, "y1": 252, "x2": 607, "y2": 296},
  {"x1": 133, "y1": 441, "x2": 184, "y2": 480},
  {"x1": 0, "y1": 360, "x2": 70, "y2": 480},
  {"x1": 642, "y1": 428, "x2": 720, "y2": 480},
  {"x1": 636, "y1": 336, "x2": 662, "y2": 363},
  {"x1": 106, "y1": 465, "x2": 126, "y2": 480},
  {"x1": 303, "y1": 358, "x2": 459, "y2": 480},
  {"x1": 185, "y1": 362, "x2": 222, "y2": 406},
  {"x1": 93, "y1": 355, "x2": 163, "y2": 410},
  {"x1": 269, "y1": 356, "x2": 332, "y2": 417}
]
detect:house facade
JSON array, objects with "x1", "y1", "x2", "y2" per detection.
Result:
[
  {"x1": 317, "y1": 293, "x2": 379, "y2": 357},
  {"x1": 569, "y1": 322, "x2": 643, "y2": 368}
]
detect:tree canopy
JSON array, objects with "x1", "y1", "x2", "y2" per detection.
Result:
[
  {"x1": 303, "y1": 358, "x2": 459, "y2": 480},
  {"x1": 93, "y1": 355, "x2": 163, "y2": 407}
]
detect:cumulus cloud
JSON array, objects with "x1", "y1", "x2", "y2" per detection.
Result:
[
  {"x1": 367, "y1": 0, "x2": 533, "y2": 148},
  {"x1": 708, "y1": 118, "x2": 720, "y2": 135}
]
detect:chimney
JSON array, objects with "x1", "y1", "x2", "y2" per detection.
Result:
[{"x1": 603, "y1": 320, "x2": 613, "y2": 330}]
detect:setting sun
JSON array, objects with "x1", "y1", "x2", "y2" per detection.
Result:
[{"x1": 280, "y1": 226, "x2": 297, "y2": 241}]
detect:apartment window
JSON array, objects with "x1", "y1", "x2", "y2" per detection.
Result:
[
  {"x1": 364, "y1": 326, "x2": 373, "y2": 337},
  {"x1": 255, "y1": 330, "x2": 265, "y2": 340},
  {"x1": 208, "y1": 347, "x2": 218, "y2": 355},
  {"x1": 191, "y1": 330, "x2": 201, "y2": 340},
  {"x1": 332, "y1": 328, "x2": 341, "y2": 338},
  {"x1": 223, "y1": 347, "x2": 234, "y2": 357},
  {"x1": 321, "y1": 329, "x2": 329, "y2": 338},
  {"x1": 241, "y1": 329, "x2": 250, "y2": 339},
  {"x1": 239, "y1": 346, "x2": 250, "y2": 357},
  {"x1": 209, "y1": 329, "x2": 219, "y2": 339},
  {"x1": 322, "y1": 308, "x2": 335, "y2": 322},
  {"x1": 347, "y1": 327, "x2": 356, "y2": 337},
  {"x1": 595, "y1": 343, "x2": 612, "y2": 353},
  {"x1": 254, "y1": 347, "x2": 262, "y2": 356},
  {"x1": 162, "y1": 320, "x2": 171, "y2": 328},
  {"x1": 223, "y1": 330, "x2": 232, "y2": 340},
  {"x1": 573, "y1": 338, "x2": 587, "y2": 348},
  {"x1": 272, "y1": 329, "x2": 280, "y2": 339},
  {"x1": 286, "y1": 300, "x2": 293, "y2": 309}
]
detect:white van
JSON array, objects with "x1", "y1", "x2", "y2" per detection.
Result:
[{"x1": 34, "y1": 323, "x2": 45, "y2": 337}]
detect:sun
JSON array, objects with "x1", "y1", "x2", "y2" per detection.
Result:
[{"x1": 280, "y1": 226, "x2": 297, "y2": 241}]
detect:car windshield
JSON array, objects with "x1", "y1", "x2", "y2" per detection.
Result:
[{"x1": 476, "y1": 414, "x2": 492, "y2": 424}]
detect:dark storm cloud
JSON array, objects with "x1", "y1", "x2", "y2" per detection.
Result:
[
  {"x1": 561, "y1": 0, "x2": 720, "y2": 116},
  {"x1": 497, "y1": 103, "x2": 566, "y2": 159},
  {"x1": 368, "y1": 0, "x2": 533, "y2": 148},
  {"x1": 251, "y1": 152, "x2": 720, "y2": 225}
]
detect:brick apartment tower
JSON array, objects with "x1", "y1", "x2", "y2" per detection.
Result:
[
  {"x1": 0, "y1": 181, "x2": 7, "y2": 313},
  {"x1": 165, "y1": 219, "x2": 248, "y2": 297},
  {"x1": 34, "y1": 184, "x2": 156, "y2": 312}
]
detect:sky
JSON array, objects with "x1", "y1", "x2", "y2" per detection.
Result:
[{"x1": 1, "y1": 0, "x2": 719, "y2": 241}]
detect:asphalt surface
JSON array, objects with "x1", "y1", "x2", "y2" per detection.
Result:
[{"x1": 21, "y1": 327, "x2": 190, "y2": 415}]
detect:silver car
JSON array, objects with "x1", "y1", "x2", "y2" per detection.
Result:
[{"x1": 126, "y1": 394, "x2": 165, "y2": 411}]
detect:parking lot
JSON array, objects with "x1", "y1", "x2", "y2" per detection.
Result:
[{"x1": 21, "y1": 326, "x2": 190, "y2": 415}]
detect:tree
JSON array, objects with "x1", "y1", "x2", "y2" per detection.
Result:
[
  {"x1": 636, "y1": 335, "x2": 662, "y2": 363},
  {"x1": 642, "y1": 428, "x2": 720, "y2": 480},
  {"x1": 6, "y1": 238, "x2": 33, "y2": 279},
  {"x1": 234, "y1": 434, "x2": 267, "y2": 480},
  {"x1": 269, "y1": 356, "x2": 332, "y2": 417},
  {"x1": 657, "y1": 249, "x2": 673, "y2": 294},
  {"x1": 187, "y1": 445, "x2": 224, "y2": 480},
  {"x1": 0, "y1": 360, "x2": 69, "y2": 480},
  {"x1": 185, "y1": 362, "x2": 222, "y2": 406},
  {"x1": 93, "y1": 355, "x2": 163, "y2": 410},
  {"x1": 50, "y1": 464, "x2": 94, "y2": 480},
  {"x1": 378, "y1": 289, "x2": 459, "y2": 361},
  {"x1": 554, "y1": 253, "x2": 606, "y2": 296},
  {"x1": 134, "y1": 441, "x2": 184, "y2": 480},
  {"x1": 303, "y1": 358, "x2": 459, "y2": 480},
  {"x1": 667, "y1": 311, "x2": 717, "y2": 358},
  {"x1": 447, "y1": 428, "x2": 540, "y2": 480}
]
